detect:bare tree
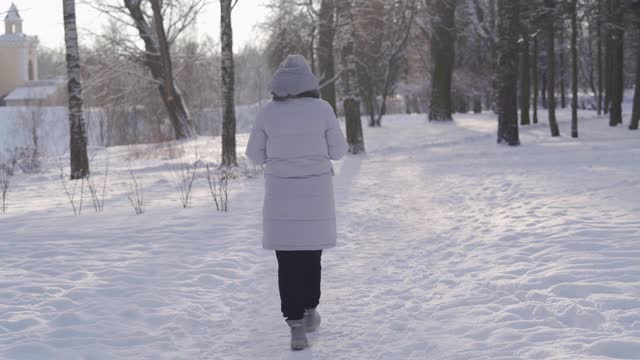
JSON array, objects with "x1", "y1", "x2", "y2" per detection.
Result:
[
  {"x1": 123, "y1": 0, "x2": 198, "y2": 139},
  {"x1": 496, "y1": 0, "x2": 520, "y2": 146},
  {"x1": 262, "y1": 0, "x2": 316, "y2": 71},
  {"x1": 559, "y1": 28, "x2": 567, "y2": 109},
  {"x1": 318, "y1": 0, "x2": 337, "y2": 113},
  {"x1": 533, "y1": 33, "x2": 539, "y2": 124},
  {"x1": 571, "y1": 0, "x2": 579, "y2": 138},
  {"x1": 597, "y1": 0, "x2": 604, "y2": 115},
  {"x1": 221, "y1": 0, "x2": 238, "y2": 166},
  {"x1": 337, "y1": 0, "x2": 365, "y2": 154},
  {"x1": 545, "y1": 0, "x2": 560, "y2": 137},
  {"x1": 353, "y1": 0, "x2": 416, "y2": 127},
  {"x1": 63, "y1": 0, "x2": 90, "y2": 179},
  {"x1": 520, "y1": 1, "x2": 531, "y2": 126},
  {"x1": 428, "y1": 0, "x2": 458, "y2": 122},
  {"x1": 607, "y1": 0, "x2": 624, "y2": 127},
  {"x1": 630, "y1": 1, "x2": 640, "y2": 130}
]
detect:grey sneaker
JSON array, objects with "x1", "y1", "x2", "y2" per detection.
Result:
[
  {"x1": 304, "y1": 308, "x2": 321, "y2": 333},
  {"x1": 286, "y1": 319, "x2": 309, "y2": 350}
]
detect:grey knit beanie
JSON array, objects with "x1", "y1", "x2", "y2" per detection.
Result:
[{"x1": 269, "y1": 54, "x2": 320, "y2": 97}]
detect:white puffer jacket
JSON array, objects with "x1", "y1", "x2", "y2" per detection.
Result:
[{"x1": 245, "y1": 98, "x2": 348, "y2": 178}]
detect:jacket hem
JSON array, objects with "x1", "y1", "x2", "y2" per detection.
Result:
[{"x1": 263, "y1": 242, "x2": 336, "y2": 251}]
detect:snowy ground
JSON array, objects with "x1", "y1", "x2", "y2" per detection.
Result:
[{"x1": 1, "y1": 106, "x2": 639, "y2": 360}]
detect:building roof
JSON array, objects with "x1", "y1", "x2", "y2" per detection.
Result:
[
  {"x1": 0, "y1": 32, "x2": 29, "y2": 42},
  {"x1": 4, "y1": 79, "x2": 65, "y2": 102},
  {"x1": 5, "y1": 3, "x2": 21, "y2": 21}
]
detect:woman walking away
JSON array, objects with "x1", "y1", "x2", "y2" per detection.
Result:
[{"x1": 245, "y1": 54, "x2": 348, "y2": 351}]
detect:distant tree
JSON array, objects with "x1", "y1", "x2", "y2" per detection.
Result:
[
  {"x1": 263, "y1": 1, "x2": 315, "y2": 72},
  {"x1": 63, "y1": 0, "x2": 90, "y2": 179},
  {"x1": 354, "y1": 0, "x2": 416, "y2": 127},
  {"x1": 428, "y1": 0, "x2": 457, "y2": 121},
  {"x1": 337, "y1": 0, "x2": 365, "y2": 154},
  {"x1": 233, "y1": 45, "x2": 272, "y2": 105},
  {"x1": 452, "y1": 0, "x2": 499, "y2": 113},
  {"x1": 37, "y1": 47, "x2": 66, "y2": 79},
  {"x1": 220, "y1": 0, "x2": 237, "y2": 166},
  {"x1": 354, "y1": 0, "x2": 385, "y2": 126},
  {"x1": 532, "y1": 33, "x2": 539, "y2": 124},
  {"x1": 597, "y1": 0, "x2": 604, "y2": 115},
  {"x1": 571, "y1": 0, "x2": 579, "y2": 138},
  {"x1": 630, "y1": 0, "x2": 640, "y2": 130},
  {"x1": 607, "y1": 0, "x2": 624, "y2": 126},
  {"x1": 89, "y1": 0, "x2": 204, "y2": 140},
  {"x1": 520, "y1": 1, "x2": 531, "y2": 126},
  {"x1": 632, "y1": 52, "x2": 640, "y2": 129},
  {"x1": 604, "y1": 0, "x2": 611, "y2": 114},
  {"x1": 541, "y1": 66, "x2": 548, "y2": 109},
  {"x1": 545, "y1": 0, "x2": 561, "y2": 136},
  {"x1": 318, "y1": 0, "x2": 337, "y2": 113},
  {"x1": 560, "y1": 28, "x2": 567, "y2": 109},
  {"x1": 496, "y1": 0, "x2": 520, "y2": 146},
  {"x1": 122, "y1": 0, "x2": 200, "y2": 140}
]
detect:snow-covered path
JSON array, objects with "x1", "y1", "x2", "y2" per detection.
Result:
[{"x1": 1, "y1": 111, "x2": 640, "y2": 359}]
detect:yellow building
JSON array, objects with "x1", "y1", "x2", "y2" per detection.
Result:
[{"x1": 0, "y1": 3, "x2": 39, "y2": 99}]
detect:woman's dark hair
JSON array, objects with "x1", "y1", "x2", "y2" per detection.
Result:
[{"x1": 272, "y1": 90, "x2": 320, "y2": 102}]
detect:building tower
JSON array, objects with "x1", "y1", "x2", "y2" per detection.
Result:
[{"x1": 0, "y1": 3, "x2": 39, "y2": 97}]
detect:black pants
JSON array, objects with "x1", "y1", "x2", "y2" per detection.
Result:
[{"x1": 275, "y1": 250, "x2": 322, "y2": 321}]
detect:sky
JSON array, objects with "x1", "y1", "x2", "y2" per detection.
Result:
[{"x1": 0, "y1": 0, "x2": 271, "y2": 51}]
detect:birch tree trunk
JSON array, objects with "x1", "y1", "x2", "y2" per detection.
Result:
[
  {"x1": 338, "y1": 0, "x2": 365, "y2": 154},
  {"x1": 124, "y1": 0, "x2": 196, "y2": 140},
  {"x1": 496, "y1": 0, "x2": 520, "y2": 146},
  {"x1": 571, "y1": 0, "x2": 578, "y2": 138},
  {"x1": 63, "y1": 0, "x2": 89, "y2": 179},
  {"x1": 545, "y1": 0, "x2": 560, "y2": 137},
  {"x1": 429, "y1": 0, "x2": 457, "y2": 122},
  {"x1": 318, "y1": 0, "x2": 337, "y2": 113},
  {"x1": 220, "y1": 0, "x2": 237, "y2": 166}
]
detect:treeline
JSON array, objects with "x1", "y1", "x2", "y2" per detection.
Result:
[
  {"x1": 259, "y1": 0, "x2": 640, "y2": 150},
  {"x1": 42, "y1": 0, "x2": 640, "y2": 179},
  {"x1": 39, "y1": 23, "x2": 272, "y2": 146}
]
